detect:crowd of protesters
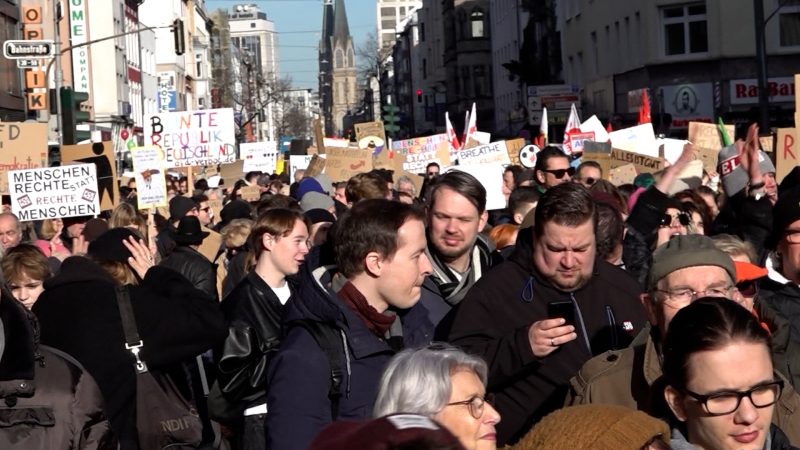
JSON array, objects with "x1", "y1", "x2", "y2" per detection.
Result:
[{"x1": 1, "y1": 121, "x2": 799, "y2": 450}]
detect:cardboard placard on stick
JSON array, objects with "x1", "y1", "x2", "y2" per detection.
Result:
[
  {"x1": 313, "y1": 119, "x2": 326, "y2": 154},
  {"x1": 776, "y1": 128, "x2": 798, "y2": 183},
  {"x1": 323, "y1": 147, "x2": 372, "y2": 182},
  {"x1": 688, "y1": 122, "x2": 734, "y2": 150},
  {"x1": 692, "y1": 146, "x2": 720, "y2": 174},
  {"x1": 304, "y1": 154, "x2": 326, "y2": 178},
  {"x1": 0, "y1": 122, "x2": 48, "y2": 194},
  {"x1": 61, "y1": 141, "x2": 118, "y2": 211},
  {"x1": 239, "y1": 185, "x2": 261, "y2": 202},
  {"x1": 355, "y1": 121, "x2": 387, "y2": 151},
  {"x1": 505, "y1": 138, "x2": 525, "y2": 166},
  {"x1": 610, "y1": 148, "x2": 665, "y2": 173}
]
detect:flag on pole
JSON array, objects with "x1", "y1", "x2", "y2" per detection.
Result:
[
  {"x1": 445, "y1": 111, "x2": 461, "y2": 152},
  {"x1": 638, "y1": 90, "x2": 651, "y2": 125},
  {"x1": 562, "y1": 103, "x2": 581, "y2": 155},
  {"x1": 539, "y1": 107, "x2": 549, "y2": 147},
  {"x1": 462, "y1": 103, "x2": 477, "y2": 149}
]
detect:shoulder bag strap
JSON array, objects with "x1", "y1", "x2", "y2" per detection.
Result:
[{"x1": 115, "y1": 285, "x2": 149, "y2": 373}]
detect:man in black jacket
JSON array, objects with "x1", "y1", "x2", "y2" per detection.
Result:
[
  {"x1": 160, "y1": 216, "x2": 217, "y2": 301},
  {"x1": 447, "y1": 182, "x2": 647, "y2": 445}
]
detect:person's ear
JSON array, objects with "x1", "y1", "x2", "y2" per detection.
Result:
[
  {"x1": 262, "y1": 233, "x2": 275, "y2": 251},
  {"x1": 535, "y1": 169, "x2": 546, "y2": 185},
  {"x1": 479, "y1": 210, "x2": 489, "y2": 230},
  {"x1": 364, "y1": 251, "x2": 383, "y2": 277},
  {"x1": 513, "y1": 212, "x2": 524, "y2": 225},
  {"x1": 640, "y1": 292, "x2": 659, "y2": 327},
  {"x1": 664, "y1": 385, "x2": 688, "y2": 422}
]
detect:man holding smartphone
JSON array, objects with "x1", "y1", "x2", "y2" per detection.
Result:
[{"x1": 448, "y1": 182, "x2": 647, "y2": 446}]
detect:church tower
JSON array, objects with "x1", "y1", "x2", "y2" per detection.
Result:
[
  {"x1": 319, "y1": 0, "x2": 335, "y2": 136},
  {"x1": 330, "y1": 0, "x2": 357, "y2": 137}
]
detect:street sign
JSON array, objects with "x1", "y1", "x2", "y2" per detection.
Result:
[
  {"x1": 3, "y1": 40, "x2": 54, "y2": 59},
  {"x1": 16, "y1": 59, "x2": 40, "y2": 68}
]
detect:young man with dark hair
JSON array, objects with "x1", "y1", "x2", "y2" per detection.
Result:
[
  {"x1": 534, "y1": 146, "x2": 573, "y2": 191},
  {"x1": 448, "y1": 182, "x2": 646, "y2": 445},
  {"x1": 265, "y1": 199, "x2": 434, "y2": 450},
  {"x1": 507, "y1": 186, "x2": 540, "y2": 225},
  {"x1": 574, "y1": 161, "x2": 603, "y2": 188}
]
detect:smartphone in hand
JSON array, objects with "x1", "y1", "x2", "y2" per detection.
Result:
[{"x1": 547, "y1": 301, "x2": 575, "y2": 326}]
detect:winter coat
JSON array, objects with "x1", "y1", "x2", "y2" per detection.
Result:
[
  {"x1": 32, "y1": 256, "x2": 227, "y2": 450},
  {"x1": 760, "y1": 276, "x2": 800, "y2": 349},
  {"x1": 160, "y1": 245, "x2": 218, "y2": 301},
  {"x1": 0, "y1": 293, "x2": 116, "y2": 449},
  {"x1": 264, "y1": 249, "x2": 434, "y2": 450},
  {"x1": 447, "y1": 226, "x2": 647, "y2": 445},
  {"x1": 216, "y1": 271, "x2": 293, "y2": 411},
  {"x1": 568, "y1": 326, "x2": 800, "y2": 446},
  {"x1": 711, "y1": 191, "x2": 773, "y2": 263},
  {"x1": 622, "y1": 186, "x2": 671, "y2": 287}
]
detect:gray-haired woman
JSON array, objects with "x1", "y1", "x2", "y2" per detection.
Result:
[{"x1": 374, "y1": 343, "x2": 501, "y2": 450}]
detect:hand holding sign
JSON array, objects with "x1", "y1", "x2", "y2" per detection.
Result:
[{"x1": 741, "y1": 123, "x2": 762, "y2": 183}]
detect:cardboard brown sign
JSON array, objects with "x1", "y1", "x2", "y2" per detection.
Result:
[
  {"x1": 0, "y1": 122, "x2": 48, "y2": 194},
  {"x1": 505, "y1": 138, "x2": 525, "y2": 166},
  {"x1": 609, "y1": 164, "x2": 638, "y2": 186},
  {"x1": 373, "y1": 149, "x2": 402, "y2": 172},
  {"x1": 304, "y1": 154, "x2": 326, "y2": 178},
  {"x1": 610, "y1": 148, "x2": 665, "y2": 173},
  {"x1": 313, "y1": 119, "x2": 326, "y2": 154},
  {"x1": 776, "y1": 128, "x2": 798, "y2": 183},
  {"x1": 692, "y1": 146, "x2": 720, "y2": 174},
  {"x1": 355, "y1": 121, "x2": 386, "y2": 150},
  {"x1": 582, "y1": 141, "x2": 613, "y2": 178},
  {"x1": 219, "y1": 160, "x2": 245, "y2": 187},
  {"x1": 61, "y1": 141, "x2": 118, "y2": 211},
  {"x1": 688, "y1": 122, "x2": 734, "y2": 150},
  {"x1": 324, "y1": 147, "x2": 372, "y2": 182}
]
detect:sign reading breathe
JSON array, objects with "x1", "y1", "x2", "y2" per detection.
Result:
[
  {"x1": 9, "y1": 164, "x2": 100, "y2": 221},
  {"x1": 145, "y1": 108, "x2": 236, "y2": 167}
]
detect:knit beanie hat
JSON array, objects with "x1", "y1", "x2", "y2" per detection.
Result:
[
  {"x1": 648, "y1": 234, "x2": 736, "y2": 291},
  {"x1": 300, "y1": 191, "x2": 334, "y2": 213},
  {"x1": 295, "y1": 177, "x2": 325, "y2": 200},
  {"x1": 717, "y1": 143, "x2": 775, "y2": 196},
  {"x1": 314, "y1": 173, "x2": 334, "y2": 195},
  {"x1": 513, "y1": 404, "x2": 670, "y2": 450},
  {"x1": 308, "y1": 414, "x2": 464, "y2": 450},
  {"x1": 88, "y1": 227, "x2": 139, "y2": 263}
]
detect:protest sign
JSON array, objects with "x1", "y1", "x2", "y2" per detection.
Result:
[
  {"x1": 581, "y1": 141, "x2": 612, "y2": 177},
  {"x1": 290, "y1": 155, "x2": 314, "y2": 182},
  {"x1": 609, "y1": 123, "x2": 658, "y2": 157},
  {"x1": 688, "y1": 122, "x2": 734, "y2": 150},
  {"x1": 130, "y1": 146, "x2": 167, "y2": 209},
  {"x1": 241, "y1": 141, "x2": 279, "y2": 173},
  {"x1": 693, "y1": 146, "x2": 721, "y2": 174},
  {"x1": 505, "y1": 139, "x2": 526, "y2": 166},
  {"x1": 776, "y1": 128, "x2": 797, "y2": 183},
  {"x1": 657, "y1": 138, "x2": 689, "y2": 164},
  {"x1": 219, "y1": 160, "x2": 245, "y2": 187},
  {"x1": 145, "y1": 108, "x2": 236, "y2": 167},
  {"x1": 305, "y1": 154, "x2": 327, "y2": 178},
  {"x1": 239, "y1": 185, "x2": 261, "y2": 202},
  {"x1": 568, "y1": 131, "x2": 596, "y2": 155},
  {"x1": 760, "y1": 135, "x2": 774, "y2": 153},
  {"x1": 580, "y1": 115, "x2": 610, "y2": 143},
  {"x1": 609, "y1": 164, "x2": 638, "y2": 186},
  {"x1": 448, "y1": 164, "x2": 505, "y2": 210},
  {"x1": 675, "y1": 160, "x2": 704, "y2": 181},
  {"x1": 472, "y1": 131, "x2": 491, "y2": 145},
  {"x1": 323, "y1": 147, "x2": 372, "y2": 182},
  {"x1": 458, "y1": 141, "x2": 512, "y2": 166},
  {"x1": 313, "y1": 119, "x2": 326, "y2": 154},
  {"x1": 610, "y1": 148, "x2": 665, "y2": 173},
  {"x1": 355, "y1": 121, "x2": 386, "y2": 152},
  {"x1": 0, "y1": 122, "x2": 48, "y2": 194},
  {"x1": 9, "y1": 164, "x2": 100, "y2": 221},
  {"x1": 517, "y1": 144, "x2": 540, "y2": 169},
  {"x1": 373, "y1": 148, "x2": 401, "y2": 172},
  {"x1": 61, "y1": 141, "x2": 118, "y2": 211},
  {"x1": 324, "y1": 138, "x2": 350, "y2": 148},
  {"x1": 392, "y1": 134, "x2": 449, "y2": 155},
  {"x1": 403, "y1": 142, "x2": 450, "y2": 174},
  {"x1": 208, "y1": 198, "x2": 223, "y2": 225}
]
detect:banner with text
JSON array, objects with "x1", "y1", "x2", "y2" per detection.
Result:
[
  {"x1": 324, "y1": 147, "x2": 372, "y2": 182},
  {"x1": 130, "y1": 146, "x2": 167, "y2": 209},
  {"x1": 241, "y1": 141, "x2": 279, "y2": 173},
  {"x1": 9, "y1": 164, "x2": 99, "y2": 221},
  {"x1": 392, "y1": 134, "x2": 449, "y2": 155},
  {"x1": 0, "y1": 122, "x2": 48, "y2": 194},
  {"x1": 145, "y1": 108, "x2": 236, "y2": 167},
  {"x1": 403, "y1": 142, "x2": 451, "y2": 173},
  {"x1": 457, "y1": 141, "x2": 512, "y2": 166},
  {"x1": 61, "y1": 141, "x2": 118, "y2": 211}
]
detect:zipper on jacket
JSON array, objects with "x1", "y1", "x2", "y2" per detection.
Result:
[
  {"x1": 605, "y1": 305, "x2": 618, "y2": 350},
  {"x1": 570, "y1": 293, "x2": 592, "y2": 353}
]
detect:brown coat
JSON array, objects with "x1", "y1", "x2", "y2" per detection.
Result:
[{"x1": 567, "y1": 326, "x2": 800, "y2": 446}]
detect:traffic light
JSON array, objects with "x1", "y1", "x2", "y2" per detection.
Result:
[
  {"x1": 60, "y1": 86, "x2": 90, "y2": 145},
  {"x1": 416, "y1": 89, "x2": 422, "y2": 103},
  {"x1": 173, "y1": 19, "x2": 185, "y2": 55}
]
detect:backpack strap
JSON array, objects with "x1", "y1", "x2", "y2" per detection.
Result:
[
  {"x1": 291, "y1": 320, "x2": 348, "y2": 420},
  {"x1": 115, "y1": 286, "x2": 148, "y2": 374}
]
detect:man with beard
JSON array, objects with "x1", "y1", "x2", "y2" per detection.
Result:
[
  {"x1": 448, "y1": 182, "x2": 646, "y2": 445},
  {"x1": 421, "y1": 171, "x2": 501, "y2": 337}
]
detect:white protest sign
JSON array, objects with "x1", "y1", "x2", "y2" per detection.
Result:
[
  {"x1": 472, "y1": 131, "x2": 491, "y2": 145},
  {"x1": 241, "y1": 141, "x2": 279, "y2": 173},
  {"x1": 580, "y1": 115, "x2": 610, "y2": 143},
  {"x1": 323, "y1": 137, "x2": 350, "y2": 148},
  {"x1": 290, "y1": 154, "x2": 326, "y2": 183},
  {"x1": 145, "y1": 108, "x2": 236, "y2": 168},
  {"x1": 657, "y1": 138, "x2": 689, "y2": 165},
  {"x1": 9, "y1": 164, "x2": 100, "y2": 221},
  {"x1": 457, "y1": 141, "x2": 512, "y2": 166},
  {"x1": 447, "y1": 164, "x2": 506, "y2": 210},
  {"x1": 402, "y1": 142, "x2": 451, "y2": 174},
  {"x1": 609, "y1": 123, "x2": 658, "y2": 157},
  {"x1": 130, "y1": 146, "x2": 167, "y2": 209}
]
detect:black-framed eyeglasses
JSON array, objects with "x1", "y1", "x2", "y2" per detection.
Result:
[
  {"x1": 736, "y1": 280, "x2": 758, "y2": 297},
  {"x1": 541, "y1": 167, "x2": 575, "y2": 179},
  {"x1": 200, "y1": 206, "x2": 212, "y2": 213},
  {"x1": 579, "y1": 177, "x2": 596, "y2": 186},
  {"x1": 683, "y1": 379, "x2": 783, "y2": 416},
  {"x1": 659, "y1": 212, "x2": 691, "y2": 228},
  {"x1": 444, "y1": 393, "x2": 495, "y2": 419},
  {"x1": 654, "y1": 284, "x2": 734, "y2": 307}
]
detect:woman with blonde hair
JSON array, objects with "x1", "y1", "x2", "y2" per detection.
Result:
[{"x1": 34, "y1": 218, "x2": 69, "y2": 258}]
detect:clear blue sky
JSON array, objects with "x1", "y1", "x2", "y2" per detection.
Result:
[{"x1": 205, "y1": 0, "x2": 377, "y2": 90}]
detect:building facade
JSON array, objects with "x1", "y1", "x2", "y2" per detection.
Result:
[
  {"x1": 490, "y1": 0, "x2": 528, "y2": 137},
  {"x1": 0, "y1": 0, "x2": 24, "y2": 121},
  {"x1": 376, "y1": 0, "x2": 422, "y2": 53},
  {"x1": 319, "y1": 0, "x2": 357, "y2": 137}
]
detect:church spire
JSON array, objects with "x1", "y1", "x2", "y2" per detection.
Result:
[{"x1": 332, "y1": 0, "x2": 351, "y2": 46}]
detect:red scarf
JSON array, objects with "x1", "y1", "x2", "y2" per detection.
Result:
[{"x1": 337, "y1": 281, "x2": 396, "y2": 337}]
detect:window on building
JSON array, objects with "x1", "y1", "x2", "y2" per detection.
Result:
[
  {"x1": 779, "y1": 0, "x2": 800, "y2": 47},
  {"x1": 471, "y1": 10, "x2": 485, "y2": 38},
  {"x1": 347, "y1": 48, "x2": 354, "y2": 67},
  {"x1": 381, "y1": 19, "x2": 395, "y2": 29},
  {"x1": 400, "y1": 7, "x2": 406, "y2": 17},
  {"x1": 335, "y1": 49, "x2": 344, "y2": 68},
  {"x1": 461, "y1": 66, "x2": 471, "y2": 97},
  {"x1": 591, "y1": 31, "x2": 599, "y2": 75},
  {"x1": 196, "y1": 53, "x2": 203, "y2": 78},
  {"x1": 661, "y1": 3, "x2": 708, "y2": 56},
  {"x1": 380, "y1": 7, "x2": 393, "y2": 16},
  {"x1": 422, "y1": 58, "x2": 427, "y2": 78},
  {"x1": 421, "y1": 22, "x2": 425, "y2": 41},
  {"x1": 473, "y1": 65, "x2": 486, "y2": 96}
]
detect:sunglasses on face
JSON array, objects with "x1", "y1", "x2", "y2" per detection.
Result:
[
  {"x1": 542, "y1": 167, "x2": 576, "y2": 179},
  {"x1": 736, "y1": 280, "x2": 758, "y2": 297},
  {"x1": 579, "y1": 177, "x2": 596, "y2": 186},
  {"x1": 659, "y1": 212, "x2": 691, "y2": 227}
]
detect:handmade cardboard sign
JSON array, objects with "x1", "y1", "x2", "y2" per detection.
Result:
[
  {"x1": 582, "y1": 141, "x2": 612, "y2": 177},
  {"x1": 568, "y1": 131, "x2": 596, "y2": 155},
  {"x1": 290, "y1": 155, "x2": 315, "y2": 183},
  {"x1": 305, "y1": 154, "x2": 327, "y2": 178},
  {"x1": 610, "y1": 148, "x2": 665, "y2": 173},
  {"x1": 372, "y1": 148, "x2": 401, "y2": 172},
  {"x1": 145, "y1": 108, "x2": 236, "y2": 167},
  {"x1": 776, "y1": 128, "x2": 797, "y2": 183},
  {"x1": 241, "y1": 141, "x2": 278, "y2": 173},
  {"x1": 403, "y1": 142, "x2": 450, "y2": 174},
  {"x1": 0, "y1": 122, "x2": 48, "y2": 194},
  {"x1": 239, "y1": 185, "x2": 260, "y2": 202},
  {"x1": 130, "y1": 146, "x2": 167, "y2": 209},
  {"x1": 760, "y1": 135, "x2": 774, "y2": 153},
  {"x1": 219, "y1": 160, "x2": 245, "y2": 187},
  {"x1": 392, "y1": 134, "x2": 449, "y2": 155},
  {"x1": 399, "y1": 170, "x2": 424, "y2": 196},
  {"x1": 505, "y1": 139, "x2": 526, "y2": 166},
  {"x1": 693, "y1": 146, "x2": 721, "y2": 174},
  {"x1": 355, "y1": 121, "x2": 386, "y2": 153},
  {"x1": 324, "y1": 147, "x2": 372, "y2": 182},
  {"x1": 657, "y1": 138, "x2": 689, "y2": 165},
  {"x1": 458, "y1": 141, "x2": 512, "y2": 166},
  {"x1": 9, "y1": 164, "x2": 100, "y2": 221},
  {"x1": 313, "y1": 119, "x2": 326, "y2": 154},
  {"x1": 61, "y1": 141, "x2": 118, "y2": 211},
  {"x1": 688, "y1": 122, "x2": 734, "y2": 150},
  {"x1": 609, "y1": 123, "x2": 658, "y2": 157},
  {"x1": 609, "y1": 164, "x2": 637, "y2": 186}
]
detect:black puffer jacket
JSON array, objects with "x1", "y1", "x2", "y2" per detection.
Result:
[
  {"x1": 622, "y1": 187, "x2": 673, "y2": 287},
  {"x1": 0, "y1": 293, "x2": 117, "y2": 449},
  {"x1": 32, "y1": 257, "x2": 227, "y2": 450},
  {"x1": 160, "y1": 245, "x2": 218, "y2": 301}
]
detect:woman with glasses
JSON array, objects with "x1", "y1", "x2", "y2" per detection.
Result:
[
  {"x1": 662, "y1": 298, "x2": 794, "y2": 450},
  {"x1": 374, "y1": 343, "x2": 501, "y2": 450}
]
